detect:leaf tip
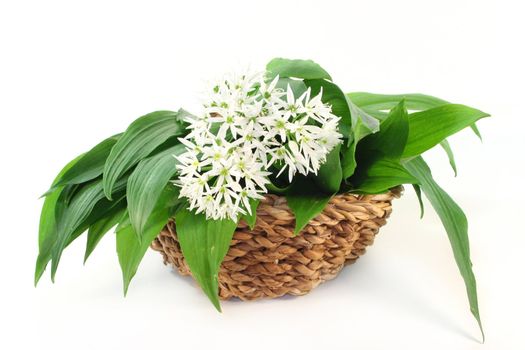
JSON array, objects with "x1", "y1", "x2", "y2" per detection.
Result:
[
  {"x1": 293, "y1": 225, "x2": 303, "y2": 236},
  {"x1": 50, "y1": 265, "x2": 57, "y2": 283},
  {"x1": 34, "y1": 262, "x2": 44, "y2": 287},
  {"x1": 34, "y1": 273, "x2": 41, "y2": 288},
  {"x1": 123, "y1": 281, "x2": 130, "y2": 297},
  {"x1": 211, "y1": 298, "x2": 222, "y2": 312},
  {"x1": 102, "y1": 178, "x2": 114, "y2": 201}
]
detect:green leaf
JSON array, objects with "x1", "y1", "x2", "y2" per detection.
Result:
[
  {"x1": 35, "y1": 155, "x2": 83, "y2": 285},
  {"x1": 404, "y1": 156, "x2": 484, "y2": 341},
  {"x1": 103, "y1": 109, "x2": 189, "y2": 199},
  {"x1": 84, "y1": 206, "x2": 126, "y2": 263},
  {"x1": 340, "y1": 99, "x2": 381, "y2": 178},
  {"x1": 175, "y1": 209, "x2": 237, "y2": 311},
  {"x1": 274, "y1": 77, "x2": 308, "y2": 97},
  {"x1": 403, "y1": 104, "x2": 489, "y2": 158},
  {"x1": 347, "y1": 92, "x2": 448, "y2": 111},
  {"x1": 241, "y1": 198, "x2": 260, "y2": 230},
  {"x1": 347, "y1": 101, "x2": 413, "y2": 193},
  {"x1": 51, "y1": 134, "x2": 121, "y2": 190},
  {"x1": 358, "y1": 100, "x2": 409, "y2": 160},
  {"x1": 116, "y1": 185, "x2": 180, "y2": 295},
  {"x1": 286, "y1": 177, "x2": 333, "y2": 235},
  {"x1": 303, "y1": 79, "x2": 352, "y2": 136},
  {"x1": 351, "y1": 159, "x2": 418, "y2": 194},
  {"x1": 267, "y1": 181, "x2": 293, "y2": 194},
  {"x1": 50, "y1": 178, "x2": 128, "y2": 280},
  {"x1": 340, "y1": 118, "x2": 369, "y2": 179},
  {"x1": 127, "y1": 144, "x2": 186, "y2": 238},
  {"x1": 412, "y1": 184, "x2": 425, "y2": 219},
  {"x1": 347, "y1": 92, "x2": 485, "y2": 156},
  {"x1": 471, "y1": 123, "x2": 483, "y2": 141},
  {"x1": 266, "y1": 58, "x2": 332, "y2": 80},
  {"x1": 440, "y1": 139, "x2": 458, "y2": 176},
  {"x1": 347, "y1": 98, "x2": 381, "y2": 137},
  {"x1": 314, "y1": 144, "x2": 342, "y2": 193}
]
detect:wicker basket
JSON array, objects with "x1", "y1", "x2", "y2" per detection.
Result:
[{"x1": 151, "y1": 187, "x2": 402, "y2": 300}]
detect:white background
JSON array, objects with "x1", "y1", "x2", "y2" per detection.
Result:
[{"x1": 1, "y1": 0, "x2": 523, "y2": 349}]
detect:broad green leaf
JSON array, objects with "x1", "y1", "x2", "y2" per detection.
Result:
[
  {"x1": 127, "y1": 144, "x2": 186, "y2": 238},
  {"x1": 175, "y1": 209, "x2": 237, "y2": 311},
  {"x1": 358, "y1": 100, "x2": 409, "y2": 160},
  {"x1": 350, "y1": 159, "x2": 418, "y2": 194},
  {"x1": 84, "y1": 206, "x2": 126, "y2": 263},
  {"x1": 347, "y1": 96, "x2": 382, "y2": 135},
  {"x1": 286, "y1": 177, "x2": 333, "y2": 235},
  {"x1": 347, "y1": 101, "x2": 412, "y2": 193},
  {"x1": 73, "y1": 193, "x2": 126, "y2": 245},
  {"x1": 304, "y1": 79, "x2": 352, "y2": 136},
  {"x1": 347, "y1": 92, "x2": 483, "y2": 146},
  {"x1": 314, "y1": 144, "x2": 342, "y2": 194},
  {"x1": 241, "y1": 198, "x2": 260, "y2": 230},
  {"x1": 35, "y1": 155, "x2": 83, "y2": 285},
  {"x1": 440, "y1": 139, "x2": 458, "y2": 176},
  {"x1": 116, "y1": 185, "x2": 180, "y2": 294},
  {"x1": 347, "y1": 92, "x2": 448, "y2": 111},
  {"x1": 50, "y1": 134, "x2": 121, "y2": 190},
  {"x1": 341, "y1": 98, "x2": 381, "y2": 178},
  {"x1": 274, "y1": 77, "x2": 308, "y2": 97},
  {"x1": 403, "y1": 104, "x2": 489, "y2": 158},
  {"x1": 340, "y1": 118, "x2": 370, "y2": 179},
  {"x1": 266, "y1": 58, "x2": 332, "y2": 80},
  {"x1": 412, "y1": 184, "x2": 425, "y2": 218},
  {"x1": 50, "y1": 177, "x2": 128, "y2": 280},
  {"x1": 471, "y1": 123, "x2": 483, "y2": 141},
  {"x1": 404, "y1": 156, "x2": 484, "y2": 340},
  {"x1": 116, "y1": 212, "x2": 131, "y2": 232},
  {"x1": 103, "y1": 109, "x2": 189, "y2": 199}
]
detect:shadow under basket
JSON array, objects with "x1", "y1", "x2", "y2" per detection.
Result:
[{"x1": 150, "y1": 187, "x2": 402, "y2": 301}]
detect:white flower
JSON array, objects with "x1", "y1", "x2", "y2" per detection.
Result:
[{"x1": 175, "y1": 69, "x2": 343, "y2": 221}]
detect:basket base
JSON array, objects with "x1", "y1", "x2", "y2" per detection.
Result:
[{"x1": 151, "y1": 189, "x2": 401, "y2": 300}]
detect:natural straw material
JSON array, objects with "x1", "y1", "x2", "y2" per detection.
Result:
[{"x1": 151, "y1": 187, "x2": 402, "y2": 301}]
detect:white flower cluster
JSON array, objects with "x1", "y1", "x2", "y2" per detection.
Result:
[{"x1": 175, "y1": 71, "x2": 342, "y2": 221}]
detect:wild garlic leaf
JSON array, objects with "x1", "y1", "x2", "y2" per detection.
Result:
[
  {"x1": 439, "y1": 139, "x2": 458, "y2": 176},
  {"x1": 103, "y1": 109, "x2": 189, "y2": 199},
  {"x1": 241, "y1": 198, "x2": 260, "y2": 230},
  {"x1": 347, "y1": 92, "x2": 483, "y2": 150},
  {"x1": 286, "y1": 177, "x2": 333, "y2": 235},
  {"x1": 175, "y1": 209, "x2": 237, "y2": 311},
  {"x1": 340, "y1": 97, "x2": 381, "y2": 179},
  {"x1": 84, "y1": 205, "x2": 126, "y2": 263},
  {"x1": 403, "y1": 104, "x2": 489, "y2": 158},
  {"x1": 35, "y1": 155, "x2": 83, "y2": 285},
  {"x1": 404, "y1": 156, "x2": 484, "y2": 341},
  {"x1": 358, "y1": 100, "x2": 409, "y2": 160},
  {"x1": 348, "y1": 101, "x2": 412, "y2": 192},
  {"x1": 315, "y1": 144, "x2": 342, "y2": 194},
  {"x1": 351, "y1": 159, "x2": 418, "y2": 194},
  {"x1": 347, "y1": 92, "x2": 448, "y2": 111},
  {"x1": 127, "y1": 144, "x2": 186, "y2": 239},
  {"x1": 49, "y1": 134, "x2": 121, "y2": 191},
  {"x1": 274, "y1": 77, "x2": 308, "y2": 97},
  {"x1": 412, "y1": 184, "x2": 425, "y2": 219},
  {"x1": 266, "y1": 58, "x2": 332, "y2": 80},
  {"x1": 50, "y1": 177, "x2": 128, "y2": 281},
  {"x1": 340, "y1": 118, "x2": 372, "y2": 179},
  {"x1": 116, "y1": 185, "x2": 180, "y2": 295}
]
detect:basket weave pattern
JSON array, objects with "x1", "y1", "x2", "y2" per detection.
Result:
[{"x1": 151, "y1": 188, "x2": 401, "y2": 300}]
